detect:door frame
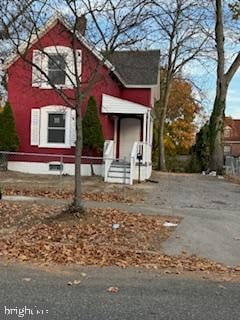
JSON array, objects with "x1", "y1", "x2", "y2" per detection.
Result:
[{"x1": 117, "y1": 115, "x2": 142, "y2": 160}]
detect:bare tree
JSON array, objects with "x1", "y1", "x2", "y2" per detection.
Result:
[
  {"x1": 0, "y1": 0, "x2": 38, "y2": 96},
  {"x1": 208, "y1": 0, "x2": 240, "y2": 173},
  {"x1": 0, "y1": 0, "x2": 37, "y2": 40},
  {"x1": 150, "y1": 0, "x2": 210, "y2": 171},
  {"x1": 4, "y1": 0, "x2": 149, "y2": 212}
]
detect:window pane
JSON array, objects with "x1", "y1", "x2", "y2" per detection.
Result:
[
  {"x1": 48, "y1": 114, "x2": 65, "y2": 128},
  {"x1": 49, "y1": 70, "x2": 66, "y2": 85},
  {"x1": 48, "y1": 129, "x2": 65, "y2": 143},
  {"x1": 48, "y1": 54, "x2": 65, "y2": 69},
  {"x1": 48, "y1": 54, "x2": 66, "y2": 85}
]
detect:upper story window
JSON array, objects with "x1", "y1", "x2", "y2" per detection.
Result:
[
  {"x1": 32, "y1": 46, "x2": 81, "y2": 89},
  {"x1": 224, "y1": 126, "x2": 232, "y2": 138},
  {"x1": 48, "y1": 54, "x2": 66, "y2": 85}
]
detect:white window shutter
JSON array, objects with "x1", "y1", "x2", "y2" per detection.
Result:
[
  {"x1": 76, "y1": 49, "x2": 82, "y2": 81},
  {"x1": 71, "y1": 109, "x2": 76, "y2": 146},
  {"x1": 65, "y1": 49, "x2": 82, "y2": 87},
  {"x1": 30, "y1": 109, "x2": 40, "y2": 146},
  {"x1": 32, "y1": 50, "x2": 43, "y2": 87},
  {"x1": 41, "y1": 52, "x2": 49, "y2": 88}
]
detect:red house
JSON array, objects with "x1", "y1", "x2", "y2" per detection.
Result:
[
  {"x1": 224, "y1": 119, "x2": 240, "y2": 157},
  {"x1": 5, "y1": 15, "x2": 160, "y2": 184}
]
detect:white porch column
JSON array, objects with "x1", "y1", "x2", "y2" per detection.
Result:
[
  {"x1": 143, "y1": 113, "x2": 147, "y2": 143},
  {"x1": 143, "y1": 113, "x2": 147, "y2": 163},
  {"x1": 113, "y1": 116, "x2": 118, "y2": 159},
  {"x1": 147, "y1": 110, "x2": 151, "y2": 144},
  {"x1": 150, "y1": 115, "x2": 153, "y2": 145}
]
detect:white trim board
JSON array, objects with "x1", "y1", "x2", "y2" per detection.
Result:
[{"x1": 102, "y1": 94, "x2": 150, "y2": 115}]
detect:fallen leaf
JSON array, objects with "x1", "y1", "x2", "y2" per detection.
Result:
[{"x1": 22, "y1": 278, "x2": 31, "y2": 282}]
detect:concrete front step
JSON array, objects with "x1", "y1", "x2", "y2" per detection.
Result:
[
  {"x1": 106, "y1": 162, "x2": 131, "y2": 184},
  {"x1": 108, "y1": 171, "x2": 130, "y2": 178},
  {"x1": 109, "y1": 167, "x2": 131, "y2": 174},
  {"x1": 106, "y1": 176, "x2": 130, "y2": 184}
]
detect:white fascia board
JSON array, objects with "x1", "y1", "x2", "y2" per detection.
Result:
[{"x1": 102, "y1": 94, "x2": 149, "y2": 115}]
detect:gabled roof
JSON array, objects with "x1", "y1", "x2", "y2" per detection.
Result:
[
  {"x1": 4, "y1": 14, "x2": 160, "y2": 88},
  {"x1": 107, "y1": 50, "x2": 160, "y2": 87}
]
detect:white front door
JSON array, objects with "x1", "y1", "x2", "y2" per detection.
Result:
[{"x1": 119, "y1": 118, "x2": 141, "y2": 161}]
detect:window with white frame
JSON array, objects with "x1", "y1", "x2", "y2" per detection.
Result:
[
  {"x1": 30, "y1": 106, "x2": 76, "y2": 148},
  {"x1": 224, "y1": 126, "x2": 232, "y2": 138},
  {"x1": 32, "y1": 46, "x2": 81, "y2": 89}
]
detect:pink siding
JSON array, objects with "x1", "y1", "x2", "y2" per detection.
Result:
[{"x1": 8, "y1": 20, "x2": 152, "y2": 158}]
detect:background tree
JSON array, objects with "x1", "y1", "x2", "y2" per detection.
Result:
[
  {"x1": 150, "y1": 0, "x2": 210, "y2": 171},
  {"x1": 82, "y1": 96, "x2": 104, "y2": 176},
  {"x1": 0, "y1": 102, "x2": 19, "y2": 151},
  {"x1": 154, "y1": 71, "x2": 201, "y2": 170},
  {"x1": 208, "y1": 0, "x2": 240, "y2": 173}
]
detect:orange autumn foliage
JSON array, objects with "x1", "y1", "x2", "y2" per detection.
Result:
[{"x1": 164, "y1": 77, "x2": 200, "y2": 155}]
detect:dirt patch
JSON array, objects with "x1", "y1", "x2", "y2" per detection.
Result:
[{"x1": 225, "y1": 174, "x2": 240, "y2": 185}]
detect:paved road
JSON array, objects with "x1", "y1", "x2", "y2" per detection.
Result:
[{"x1": 0, "y1": 264, "x2": 240, "y2": 320}]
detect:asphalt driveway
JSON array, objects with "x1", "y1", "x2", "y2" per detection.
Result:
[{"x1": 141, "y1": 173, "x2": 240, "y2": 266}]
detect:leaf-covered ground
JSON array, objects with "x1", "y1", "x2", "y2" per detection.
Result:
[
  {"x1": 0, "y1": 200, "x2": 240, "y2": 277},
  {"x1": 4, "y1": 187, "x2": 143, "y2": 203}
]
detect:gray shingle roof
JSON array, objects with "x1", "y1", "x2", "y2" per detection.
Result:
[{"x1": 107, "y1": 50, "x2": 160, "y2": 87}]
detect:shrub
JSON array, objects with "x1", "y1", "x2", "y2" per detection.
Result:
[{"x1": 0, "y1": 102, "x2": 19, "y2": 151}]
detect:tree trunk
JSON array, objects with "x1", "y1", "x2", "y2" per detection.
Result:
[
  {"x1": 209, "y1": 92, "x2": 226, "y2": 173},
  {"x1": 72, "y1": 37, "x2": 83, "y2": 212},
  {"x1": 73, "y1": 104, "x2": 83, "y2": 211},
  {"x1": 90, "y1": 149, "x2": 95, "y2": 176},
  {"x1": 209, "y1": 0, "x2": 225, "y2": 174},
  {"x1": 157, "y1": 75, "x2": 172, "y2": 171},
  {"x1": 209, "y1": 0, "x2": 240, "y2": 173}
]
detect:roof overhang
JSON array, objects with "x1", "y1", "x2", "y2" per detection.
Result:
[{"x1": 102, "y1": 94, "x2": 150, "y2": 115}]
